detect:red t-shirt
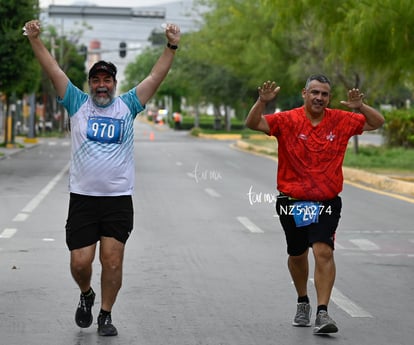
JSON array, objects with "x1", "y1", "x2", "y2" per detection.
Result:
[{"x1": 265, "y1": 106, "x2": 365, "y2": 201}]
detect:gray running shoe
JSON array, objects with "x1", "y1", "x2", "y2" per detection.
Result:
[
  {"x1": 313, "y1": 310, "x2": 338, "y2": 334},
  {"x1": 292, "y1": 302, "x2": 312, "y2": 327}
]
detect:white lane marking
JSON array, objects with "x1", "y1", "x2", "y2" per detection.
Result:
[
  {"x1": 373, "y1": 253, "x2": 400, "y2": 257},
  {"x1": 335, "y1": 242, "x2": 346, "y2": 250},
  {"x1": 349, "y1": 239, "x2": 380, "y2": 251},
  {"x1": 0, "y1": 228, "x2": 17, "y2": 238},
  {"x1": 13, "y1": 213, "x2": 29, "y2": 222},
  {"x1": 237, "y1": 216, "x2": 264, "y2": 233},
  {"x1": 21, "y1": 162, "x2": 69, "y2": 214},
  {"x1": 43, "y1": 238, "x2": 55, "y2": 242},
  {"x1": 176, "y1": 161, "x2": 183, "y2": 166},
  {"x1": 204, "y1": 188, "x2": 221, "y2": 198},
  {"x1": 226, "y1": 161, "x2": 240, "y2": 169},
  {"x1": 309, "y1": 279, "x2": 372, "y2": 318},
  {"x1": 344, "y1": 230, "x2": 413, "y2": 234},
  {"x1": 331, "y1": 286, "x2": 373, "y2": 318},
  {"x1": 341, "y1": 252, "x2": 414, "y2": 258}
]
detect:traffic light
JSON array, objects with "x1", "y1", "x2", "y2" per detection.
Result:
[
  {"x1": 78, "y1": 44, "x2": 87, "y2": 61},
  {"x1": 119, "y1": 42, "x2": 127, "y2": 58}
]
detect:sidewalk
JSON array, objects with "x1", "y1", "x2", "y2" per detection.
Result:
[{"x1": 0, "y1": 137, "x2": 40, "y2": 160}]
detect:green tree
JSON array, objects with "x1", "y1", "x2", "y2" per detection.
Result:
[
  {"x1": 265, "y1": 0, "x2": 414, "y2": 100},
  {"x1": 121, "y1": 46, "x2": 184, "y2": 116},
  {"x1": 123, "y1": 0, "x2": 414, "y2": 132},
  {"x1": 37, "y1": 24, "x2": 87, "y2": 131},
  {"x1": 194, "y1": 0, "x2": 414, "y2": 108},
  {"x1": 0, "y1": 0, "x2": 39, "y2": 145},
  {"x1": 0, "y1": 0, "x2": 40, "y2": 96},
  {"x1": 191, "y1": 0, "x2": 301, "y2": 110},
  {"x1": 331, "y1": 0, "x2": 414, "y2": 87}
]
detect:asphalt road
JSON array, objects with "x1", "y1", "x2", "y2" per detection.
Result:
[{"x1": 0, "y1": 121, "x2": 413, "y2": 345}]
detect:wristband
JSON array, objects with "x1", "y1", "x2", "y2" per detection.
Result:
[{"x1": 167, "y1": 42, "x2": 178, "y2": 50}]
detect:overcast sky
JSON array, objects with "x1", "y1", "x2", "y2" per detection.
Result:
[{"x1": 39, "y1": 0, "x2": 181, "y2": 8}]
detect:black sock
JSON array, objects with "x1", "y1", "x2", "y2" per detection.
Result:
[
  {"x1": 297, "y1": 295, "x2": 310, "y2": 304},
  {"x1": 99, "y1": 309, "x2": 111, "y2": 318},
  {"x1": 82, "y1": 287, "x2": 93, "y2": 297},
  {"x1": 317, "y1": 305, "x2": 327, "y2": 314}
]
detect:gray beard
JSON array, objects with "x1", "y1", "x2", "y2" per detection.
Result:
[
  {"x1": 93, "y1": 95, "x2": 113, "y2": 106},
  {"x1": 91, "y1": 87, "x2": 116, "y2": 106}
]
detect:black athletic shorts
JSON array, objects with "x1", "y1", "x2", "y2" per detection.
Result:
[
  {"x1": 65, "y1": 193, "x2": 134, "y2": 251},
  {"x1": 275, "y1": 194, "x2": 342, "y2": 256}
]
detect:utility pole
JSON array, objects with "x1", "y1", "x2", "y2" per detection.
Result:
[
  {"x1": 24, "y1": 93, "x2": 38, "y2": 144},
  {"x1": 5, "y1": 93, "x2": 17, "y2": 148}
]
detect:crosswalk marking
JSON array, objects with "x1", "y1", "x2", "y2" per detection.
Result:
[
  {"x1": 237, "y1": 216, "x2": 264, "y2": 233},
  {"x1": 336, "y1": 237, "x2": 414, "y2": 258},
  {"x1": 13, "y1": 213, "x2": 29, "y2": 222},
  {"x1": 0, "y1": 228, "x2": 17, "y2": 239},
  {"x1": 349, "y1": 239, "x2": 380, "y2": 251},
  {"x1": 204, "y1": 188, "x2": 221, "y2": 198}
]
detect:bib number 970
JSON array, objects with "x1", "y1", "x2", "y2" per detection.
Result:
[{"x1": 87, "y1": 116, "x2": 124, "y2": 144}]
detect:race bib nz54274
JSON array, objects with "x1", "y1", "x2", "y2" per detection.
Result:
[
  {"x1": 292, "y1": 201, "x2": 321, "y2": 227},
  {"x1": 87, "y1": 116, "x2": 125, "y2": 144}
]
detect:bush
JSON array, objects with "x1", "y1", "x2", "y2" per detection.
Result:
[
  {"x1": 173, "y1": 115, "x2": 245, "y2": 131},
  {"x1": 190, "y1": 127, "x2": 202, "y2": 137},
  {"x1": 383, "y1": 109, "x2": 414, "y2": 147}
]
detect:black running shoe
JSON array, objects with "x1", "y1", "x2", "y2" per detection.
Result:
[
  {"x1": 75, "y1": 288, "x2": 95, "y2": 328},
  {"x1": 97, "y1": 313, "x2": 118, "y2": 336}
]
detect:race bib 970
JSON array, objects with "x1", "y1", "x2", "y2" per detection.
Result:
[{"x1": 87, "y1": 116, "x2": 124, "y2": 144}]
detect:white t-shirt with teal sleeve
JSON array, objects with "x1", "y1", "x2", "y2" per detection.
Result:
[{"x1": 58, "y1": 81, "x2": 145, "y2": 196}]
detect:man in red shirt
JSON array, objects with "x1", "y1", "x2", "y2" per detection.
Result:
[{"x1": 245, "y1": 75, "x2": 384, "y2": 334}]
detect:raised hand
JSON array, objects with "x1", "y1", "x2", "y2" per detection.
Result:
[
  {"x1": 258, "y1": 80, "x2": 281, "y2": 103},
  {"x1": 164, "y1": 23, "x2": 181, "y2": 45},
  {"x1": 23, "y1": 20, "x2": 41, "y2": 38},
  {"x1": 340, "y1": 88, "x2": 364, "y2": 110}
]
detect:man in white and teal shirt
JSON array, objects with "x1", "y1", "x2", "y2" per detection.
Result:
[{"x1": 25, "y1": 19, "x2": 181, "y2": 336}]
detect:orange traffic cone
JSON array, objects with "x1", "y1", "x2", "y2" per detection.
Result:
[{"x1": 149, "y1": 132, "x2": 155, "y2": 141}]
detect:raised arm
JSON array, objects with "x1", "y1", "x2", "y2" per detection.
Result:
[
  {"x1": 136, "y1": 23, "x2": 181, "y2": 105},
  {"x1": 245, "y1": 81, "x2": 280, "y2": 134},
  {"x1": 340, "y1": 88, "x2": 385, "y2": 131},
  {"x1": 24, "y1": 20, "x2": 69, "y2": 99}
]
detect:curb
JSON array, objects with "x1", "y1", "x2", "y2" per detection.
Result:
[
  {"x1": 343, "y1": 167, "x2": 414, "y2": 197},
  {"x1": 0, "y1": 139, "x2": 41, "y2": 160}
]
